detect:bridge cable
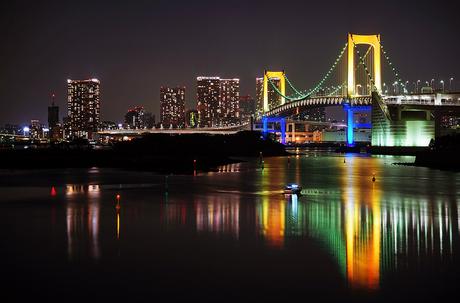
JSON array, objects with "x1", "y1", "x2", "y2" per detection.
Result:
[
  {"x1": 276, "y1": 42, "x2": 349, "y2": 100},
  {"x1": 267, "y1": 43, "x2": 373, "y2": 103},
  {"x1": 379, "y1": 40, "x2": 407, "y2": 95}
]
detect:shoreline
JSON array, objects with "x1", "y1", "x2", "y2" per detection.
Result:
[{"x1": 0, "y1": 131, "x2": 287, "y2": 174}]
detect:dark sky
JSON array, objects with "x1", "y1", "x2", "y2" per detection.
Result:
[{"x1": 1, "y1": 0, "x2": 459, "y2": 125}]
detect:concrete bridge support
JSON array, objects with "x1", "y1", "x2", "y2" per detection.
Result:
[{"x1": 262, "y1": 116, "x2": 286, "y2": 145}]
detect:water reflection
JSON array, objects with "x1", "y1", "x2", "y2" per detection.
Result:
[
  {"x1": 195, "y1": 198, "x2": 240, "y2": 238},
  {"x1": 209, "y1": 157, "x2": 457, "y2": 291},
  {"x1": 256, "y1": 197, "x2": 285, "y2": 248},
  {"x1": 160, "y1": 195, "x2": 240, "y2": 238},
  {"x1": 56, "y1": 156, "x2": 459, "y2": 292},
  {"x1": 341, "y1": 156, "x2": 381, "y2": 290},
  {"x1": 65, "y1": 184, "x2": 101, "y2": 260}
]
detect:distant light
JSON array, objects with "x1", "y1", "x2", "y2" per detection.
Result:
[
  {"x1": 23, "y1": 126, "x2": 30, "y2": 132},
  {"x1": 43, "y1": 128, "x2": 49, "y2": 132},
  {"x1": 118, "y1": 124, "x2": 123, "y2": 129}
]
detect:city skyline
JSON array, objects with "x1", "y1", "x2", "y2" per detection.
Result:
[
  {"x1": 1, "y1": 0, "x2": 459, "y2": 125},
  {"x1": 1, "y1": 2, "x2": 460, "y2": 301}
]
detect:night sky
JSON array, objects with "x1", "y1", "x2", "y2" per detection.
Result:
[{"x1": 1, "y1": 0, "x2": 459, "y2": 125}]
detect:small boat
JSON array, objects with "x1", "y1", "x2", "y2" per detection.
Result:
[{"x1": 284, "y1": 183, "x2": 302, "y2": 195}]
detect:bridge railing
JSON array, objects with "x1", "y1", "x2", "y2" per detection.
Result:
[{"x1": 384, "y1": 96, "x2": 460, "y2": 106}]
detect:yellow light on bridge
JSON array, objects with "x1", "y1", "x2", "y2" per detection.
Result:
[
  {"x1": 263, "y1": 71, "x2": 286, "y2": 112},
  {"x1": 347, "y1": 33, "x2": 382, "y2": 97}
]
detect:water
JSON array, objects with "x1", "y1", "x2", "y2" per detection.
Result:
[{"x1": 1, "y1": 152, "x2": 459, "y2": 302}]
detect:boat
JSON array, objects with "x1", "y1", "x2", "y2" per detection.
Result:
[{"x1": 284, "y1": 183, "x2": 302, "y2": 195}]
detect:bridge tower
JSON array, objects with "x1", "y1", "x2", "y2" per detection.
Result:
[
  {"x1": 347, "y1": 34, "x2": 382, "y2": 97},
  {"x1": 263, "y1": 70, "x2": 286, "y2": 112},
  {"x1": 345, "y1": 34, "x2": 381, "y2": 146}
]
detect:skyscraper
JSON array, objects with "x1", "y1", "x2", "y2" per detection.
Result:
[
  {"x1": 219, "y1": 79, "x2": 240, "y2": 126},
  {"x1": 48, "y1": 95, "x2": 59, "y2": 128},
  {"x1": 48, "y1": 94, "x2": 61, "y2": 140},
  {"x1": 125, "y1": 106, "x2": 145, "y2": 129},
  {"x1": 160, "y1": 86, "x2": 185, "y2": 128},
  {"x1": 66, "y1": 79, "x2": 100, "y2": 139},
  {"x1": 29, "y1": 119, "x2": 42, "y2": 139},
  {"x1": 196, "y1": 77, "x2": 220, "y2": 127}
]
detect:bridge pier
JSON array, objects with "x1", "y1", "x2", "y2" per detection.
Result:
[
  {"x1": 343, "y1": 104, "x2": 372, "y2": 147},
  {"x1": 261, "y1": 116, "x2": 286, "y2": 145},
  {"x1": 346, "y1": 106, "x2": 354, "y2": 146}
]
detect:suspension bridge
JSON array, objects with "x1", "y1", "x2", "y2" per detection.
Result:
[{"x1": 260, "y1": 33, "x2": 460, "y2": 147}]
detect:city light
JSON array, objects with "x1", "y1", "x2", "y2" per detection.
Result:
[{"x1": 1, "y1": 3, "x2": 459, "y2": 301}]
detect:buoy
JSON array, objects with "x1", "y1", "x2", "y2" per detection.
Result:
[
  {"x1": 372, "y1": 174, "x2": 376, "y2": 182},
  {"x1": 50, "y1": 186, "x2": 57, "y2": 197},
  {"x1": 343, "y1": 158, "x2": 346, "y2": 163},
  {"x1": 115, "y1": 194, "x2": 121, "y2": 211}
]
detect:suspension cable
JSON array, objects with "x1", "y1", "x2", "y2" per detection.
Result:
[{"x1": 380, "y1": 39, "x2": 407, "y2": 95}]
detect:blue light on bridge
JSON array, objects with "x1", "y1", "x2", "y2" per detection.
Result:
[
  {"x1": 343, "y1": 104, "x2": 372, "y2": 147},
  {"x1": 261, "y1": 116, "x2": 286, "y2": 145}
]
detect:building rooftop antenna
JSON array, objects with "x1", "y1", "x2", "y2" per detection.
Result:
[{"x1": 51, "y1": 93, "x2": 56, "y2": 106}]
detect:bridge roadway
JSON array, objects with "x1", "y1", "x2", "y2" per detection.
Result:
[
  {"x1": 260, "y1": 92, "x2": 460, "y2": 146},
  {"x1": 98, "y1": 124, "x2": 251, "y2": 136}
]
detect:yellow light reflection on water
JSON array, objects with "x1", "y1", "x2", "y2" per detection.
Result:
[
  {"x1": 342, "y1": 157, "x2": 381, "y2": 290},
  {"x1": 260, "y1": 196, "x2": 285, "y2": 248}
]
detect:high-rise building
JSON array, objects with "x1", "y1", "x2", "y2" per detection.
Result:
[
  {"x1": 125, "y1": 106, "x2": 145, "y2": 129},
  {"x1": 160, "y1": 86, "x2": 185, "y2": 128},
  {"x1": 48, "y1": 95, "x2": 61, "y2": 140},
  {"x1": 197, "y1": 77, "x2": 220, "y2": 127},
  {"x1": 239, "y1": 95, "x2": 255, "y2": 124},
  {"x1": 66, "y1": 79, "x2": 101, "y2": 139},
  {"x1": 48, "y1": 98, "x2": 59, "y2": 128},
  {"x1": 219, "y1": 79, "x2": 240, "y2": 126},
  {"x1": 29, "y1": 119, "x2": 42, "y2": 139}
]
